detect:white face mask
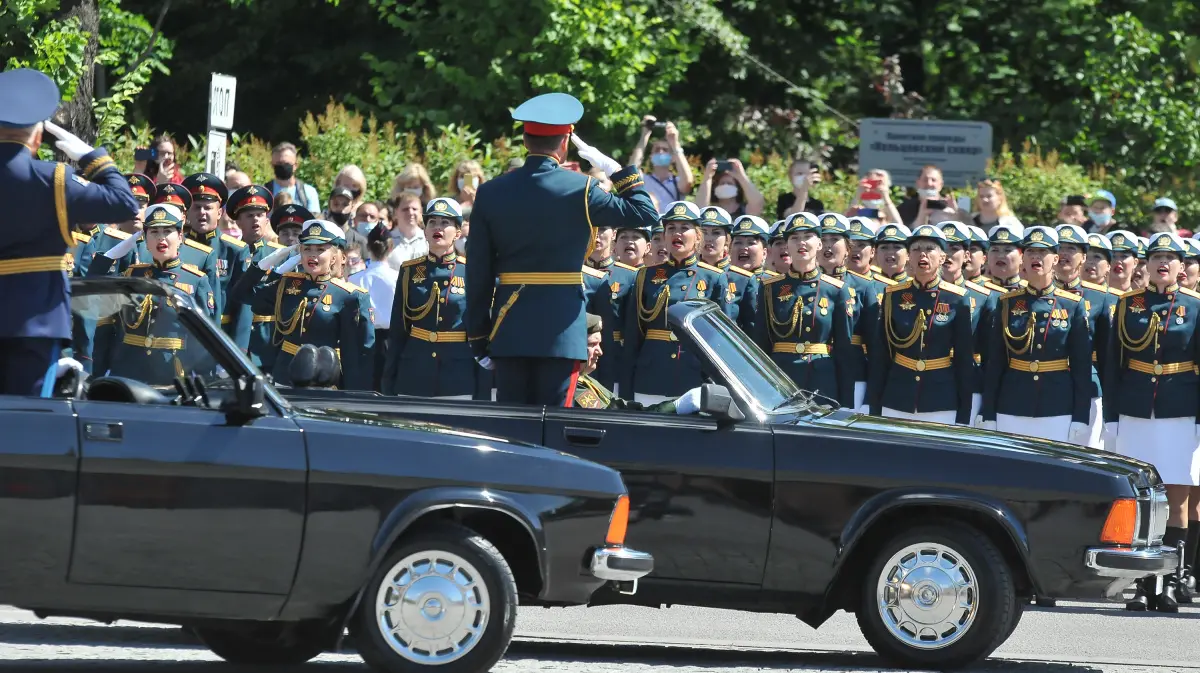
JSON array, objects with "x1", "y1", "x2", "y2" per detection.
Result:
[
  {"x1": 454, "y1": 236, "x2": 468, "y2": 254},
  {"x1": 791, "y1": 174, "x2": 806, "y2": 188},
  {"x1": 402, "y1": 187, "x2": 422, "y2": 196},
  {"x1": 713, "y1": 184, "x2": 739, "y2": 200},
  {"x1": 457, "y1": 175, "x2": 480, "y2": 191},
  {"x1": 919, "y1": 188, "x2": 940, "y2": 199}
]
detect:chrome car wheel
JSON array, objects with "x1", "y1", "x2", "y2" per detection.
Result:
[
  {"x1": 374, "y1": 550, "x2": 491, "y2": 665},
  {"x1": 876, "y1": 542, "x2": 979, "y2": 650}
]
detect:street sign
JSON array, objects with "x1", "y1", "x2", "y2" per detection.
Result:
[
  {"x1": 205, "y1": 130, "x2": 227, "y2": 178},
  {"x1": 208, "y1": 73, "x2": 237, "y2": 131},
  {"x1": 858, "y1": 118, "x2": 993, "y2": 188}
]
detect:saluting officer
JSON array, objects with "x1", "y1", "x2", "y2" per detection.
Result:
[
  {"x1": 940, "y1": 221, "x2": 995, "y2": 399},
  {"x1": 76, "y1": 173, "x2": 154, "y2": 277},
  {"x1": 700, "y1": 206, "x2": 758, "y2": 330},
  {"x1": 466, "y1": 93, "x2": 658, "y2": 406},
  {"x1": 231, "y1": 220, "x2": 374, "y2": 390},
  {"x1": 819, "y1": 212, "x2": 877, "y2": 409},
  {"x1": 729, "y1": 215, "x2": 773, "y2": 332},
  {"x1": 754, "y1": 212, "x2": 855, "y2": 406},
  {"x1": 979, "y1": 226, "x2": 1092, "y2": 444},
  {"x1": 92, "y1": 204, "x2": 216, "y2": 383},
  {"x1": 867, "y1": 224, "x2": 975, "y2": 424},
  {"x1": 874, "y1": 223, "x2": 911, "y2": 283},
  {"x1": 1103, "y1": 232, "x2": 1200, "y2": 612},
  {"x1": 183, "y1": 173, "x2": 253, "y2": 350},
  {"x1": 620, "y1": 201, "x2": 728, "y2": 404},
  {"x1": 1055, "y1": 224, "x2": 1120, "y2": 448},
  {"x1": 0, "y1": 68, "x2": 140, "y2": 395},
  {"x1": 226, "y1": 185, "x2": 285, "y2": 363},
  {"x1": 986, "y1": 224, "x2": 1026, "y2": 291},
  {"x1": 381, "y1": 198, "x2": 482, "y2": 399}
]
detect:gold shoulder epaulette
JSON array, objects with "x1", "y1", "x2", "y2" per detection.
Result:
[
  {"x1": 762, "y1": 273, "x2": 787, "y2": 285},
  {"x1": 847, "y1": 269, "x2": 872, "y2": 281},
  {"x1": 456, "y1": 255, "x2": 467, "y2": 263},
  {"x1": 964, "y1": 280, "x2": 991, "y2": 295},
  {"x1": 821, "y1": 274, "x2": 844, "y2": 288},
  {"x1": 220, "y1": 234, "x2": 247, "y2": 249},
  {"x1": 1054, "y1": 288, "x2": 1081, "y2": 302},
  {"x1": 72, "y1": 231, "x2": 91, "y2": 244},
  {"x1": 984, "y1": 281, "x2": 1006, "y2": 293},
  {"x1": 184, "y1": 239, "x2": 213, "y2": 254},
  {"x1": 1080, "y1": 280, "x2": 1105, "y2": 292},
  {"x1": 265, "y1": 241, "x2": 285, "y2": 250},
  {"x1": 1107, "y1": 286, "x2": 1125, "y2": 296},
  {"x1": 726, "y1": 265, "x2": 754, "y2": 277},
  {"x1": 582, "y1": 265, "x2": 607, "y2": 279},
  {"x1": 885, "y1": 280, "x2": 912, "y2": 293},
  {"x1": 105, "y1": 226, "x2": 131, "y2": 240},
  {"x1": 875, "y1": 274, "x2": 898, "y2": 286},
  {"x1": 763, "y1": 269, "x2": 781, "y2": 277},
  {"x1": 87, "y1": 225, "x2": 101, "y2": 236},
  {"x1": 697, "y1": 261, "x2": 723, "y2": 273},
  {"x1": 330, "y1": 277, "x2": 367, "y2": 293},
  {"x1": 400, "y1": 257, "x2": 424, "y2": 268},
  {"x1": 281, "y1": 271, "x2": 306, "y2": 279},
  {"x1": 180, "y1": 263, "x2": 205, "y2": 277},
  {"x1": 1122, "y1": 287, "x2": 1145, "y2": 298},
  {"x1": 1001, "y1": 288, "x2": 1024, "y2": 301},
  {"x1": 939, "y1": 280, "x2": 967, "y2": 296},
  {"x1": 1179, "y1": 287, "x2": 1200, "y2": 300},
  {"x1": 870, "y1": 265, "x2": 882, "y2": 273},
  {"x1": 613, "y1": 261, "x2": 638, "y2": 271}
]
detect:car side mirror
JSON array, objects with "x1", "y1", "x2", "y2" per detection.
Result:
[
  {"x1": 226, "y1": 374, "x2": 267, "y2": 423},
  {"x1": 700, "y1": 383, "x2": 744, "y2": 422}
]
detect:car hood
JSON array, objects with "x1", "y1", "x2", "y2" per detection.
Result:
[{"x1": 824, "y1": 410, "x2": 1158, "y2": 489}]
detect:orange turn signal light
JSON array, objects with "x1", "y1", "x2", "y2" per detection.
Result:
[
  {"x1": 606, "y1": 495, "x2": 629, "y2": 546},
  {"x1": 1101, "y1": 498, "x2": 1138, "y2": 546}
]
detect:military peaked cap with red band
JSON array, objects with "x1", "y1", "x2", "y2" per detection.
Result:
[
  {"x1": 182, "y1": 172, "x2": 229, "y2": 204},
  {"x1": 125, "y1": 173, "x2": 154, "y2": 203},
  {"x1": 512, "y1": 92, "x2": 583, "y2": 136},
  {"x1": 271, "y1": 203, "x2": 314, "y2": 230},
  {"x1": 225, "y1": 185, "x2": 273, "y2": 218},
  {"x1": 150, "y1": 183, "x2": 193, "y2": 211}
]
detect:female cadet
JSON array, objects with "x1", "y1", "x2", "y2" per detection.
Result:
[
  {"x1": 230, "y1": 220, "x2": 375, "y2": 390},
  {"x1": 867, "y1": 224, "x2": 975, "y2": 424},
  {"x1": 1104, "y1": 232, "x2": 1200, "y2": 612},
  {"x1": 985, "y1": 224, "x2": 1025, "y2": 291},
  {"x1": 1182, "y1": 238, "x2": 1200, "y2": 290},
  {"x1": 1106, "y1": 230, "x2": 1140, "y2": 293},
  {"x1": 91, "y1": 204, "x2": 217, "y2": 384},
  {"x1": 979, "y1": 226, "x2": 1092, "y2": 444},
  {"x1": 620, "y1": 200, "x2": 728, "y2": 404},
  {"x1": 380, "y1": 198, "x2": 482, "y2": 399},
  {"x1": 753, "y1": 212, "x2": 855, "y2": 407}
]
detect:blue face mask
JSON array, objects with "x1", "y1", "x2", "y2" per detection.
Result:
[
  {"x1": 650, "y1": 152, "x2": 673, "y2": 167},
  {"x1": 1090, "y1": 212, "x2": 1112, "y2": 226}
]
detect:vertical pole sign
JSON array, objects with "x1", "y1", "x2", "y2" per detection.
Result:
[{"x1": 206, "y1": 73, "x2": 237, "y2": 177}]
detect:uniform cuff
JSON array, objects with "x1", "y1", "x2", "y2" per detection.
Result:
[
  {"x1": 610, "y1": 166, "x2": 645, "y2": 195},
  {"x1": 79, "y1": 148, "x2": 117, "y2": 179}
]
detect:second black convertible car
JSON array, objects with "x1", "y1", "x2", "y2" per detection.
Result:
[
  {"x1": 1, "y1": 278, "x2": 652, "y2": 673},
  {"x1": 289, "y1": 300, "x2": 1180, "y2": 671}
]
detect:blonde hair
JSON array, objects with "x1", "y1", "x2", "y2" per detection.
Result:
[
  {"x1": 976, "y1": 179, "x2": 1014, "y2": 218},
  {"x1": 450, "y1": 160, "x2": 486, "y2": 204},
  {"x1": 391, "y1": 163, "x2": 437, "y2": 205},
  {"x1": 334, "y1": 164, "x2": 368, "y2": 210}
]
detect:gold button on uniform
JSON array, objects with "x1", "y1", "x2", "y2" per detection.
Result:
[
  {"x1": 670, "y1": 353, "x2": 677, "y2": 359},
  {"x1": 1154, "y1": 364, "x2": 1164, "y2": 375},
  {"x1": 431, "y1": 352, "x2": 437, "y2": 358}
]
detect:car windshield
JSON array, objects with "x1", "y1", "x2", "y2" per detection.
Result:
[{"x1": 682, "y1": 307, "x2": 834, "y2": 417}]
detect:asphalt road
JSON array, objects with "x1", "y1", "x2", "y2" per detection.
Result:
[{"x1": 0, "y1": 601, "x2": 1195, "y2": 672}]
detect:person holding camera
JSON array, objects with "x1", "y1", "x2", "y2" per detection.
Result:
[
  {"x1": 847, "y1": 169, "x2": 903, "y2": 226},
  {"x1": 132, "y1": 134, "x2": 183, "y2": 185},
  {"x1": 897, "y1": 165, "x2": 964, "y2": 227},
  {"x1": 628, "y1": 116, "x2": 692, "y2": 211},
  {"x1": 776, "y1": 159, "x2": 825, "y2": 221},
  {"x1": 696, "y1": 157, "x2": 764, "y2": 218}
]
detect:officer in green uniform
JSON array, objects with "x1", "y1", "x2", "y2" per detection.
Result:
[
  {"x1": 621, "y1": 201, "x2": 729, "y2": 403},
  {"x1": 92, "y1": 204, "x2": 217, "y2": 383},
  {"x1": 183, "y1": 173, "x2": 252, "y2": 350},
  {"x1": 587, "y1": 219, "x2": 640, "y2": 392},
  {"x1": 874, "y1": 223, "x2": 912, "y2": 283},
  {"x1": 149, "y1": 183, "x2": 224, "y2": 296},
  {"x1": 466, "y1": 93, "x2": 658, "y2": 406},
  {"x1": 729, "y1": 215, "x2": 773, "y2": 332},
  {"x1": 231, "y1": 220, "x2": 375, "y2": 390},
  {"x1": 1055, "y1": 223, "x2": 1120, "y2": 448},
  {"x1": 76, "y1": 173, "x2": 154, "y2": 277},
  {"x1": 754, "y1": 212, "x2": 855, "y2": 406},
  {"x1": 939, "y1": 221, "x2": 995, "y2": 407},
  {"x1": 700, "y1": 206, "x2": 759, "y2": 332},
  {"x1": 868, "y1": 224, "x2": 975, "y2": 424},
  {"x1": 987, "y1": 224, "x2": 1026, "y2": 291},
  {"x1": 272, "y1": 204, "x2": 311, "y2": 253},
  {"x1": 847, "y1": 219, "x2": 896, "y2": 305},
  {"x1": 574, "y1": 313, "x2": 704, "y2": 413},
  {"x1": 225, "y1": 185, "x2": 284, "y2": 364},
  {"x1": 1082, "y1": 233, "x2": 1114, "y2": 288},
  {"x1": 979, "y1": 226, "x2": 1092, "y2": 445},
  {"x1": 818, "y1": 212, "x2": 877, "y2": 409},
  {"x1": 649, "y1": 221, "x2": 669, "y2": 266},
  {"x1": 382, "y1": 198, "x2": 481, "y2": 399}
]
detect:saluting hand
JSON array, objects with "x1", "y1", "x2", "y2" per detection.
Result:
[
  {"x1": 43, "y1": 121, "x2": 94, "y2": 162},
  {"x1": 570, "y1": 134, "x2": 621, "y2": 178},
  {"x1": 103, "y1": 230, "x2": 143, "y2": 260},
  {"x1": 259, "y1": 244, "x2": 299, "y2": 271},
  {"x1": 276, "y1": 254, "x2": 303, "y2": 273}
]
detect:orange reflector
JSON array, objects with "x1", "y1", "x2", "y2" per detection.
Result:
[
  {"x1": 606, "y1": 495, "x2": 629, "y2": 545},
  {"x1": 1101, "y1": 498, "x2": 1138, "y2": 546}
]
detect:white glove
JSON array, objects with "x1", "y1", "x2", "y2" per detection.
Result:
[
  {"x1": 259, "y1": 244, "x2": 298, "y2": 270},
  {"x1": 43, "y1": 121, "x2": 94, "y2": 162},
  {"x1": 104, "y1": 230, "x2": 143, "y2": 259},
  {"x1": 853, "y1": 381, "x2": 866, "y2": 410},
  {"x1": 978, "y1": 420, "x2": 998, "y2": 431},
  {"x1": 570, "y1": 134, "x2": 622, "y2": 177},
  {"x1": 476, "y1": 356, "x2": 494, "y2": 371},
  {"x1": 55, "y1": 357, "x2": 84, "y2": 379},
  {"x1": 1067, "y1": 422, "x2": 1090, "y2": 446},
  {"x1": 275, "y1": 254, "x2": 302, "y2": 273},
  {"x1": 969, "y1": 393, "x2": 982, "y2": 425},
  {"x1": 1103, "y1": 422, "x2": 1119, "y2": 445},
  {"x1": 674, "y1": 387, "x2": 702, "y2": 415}
]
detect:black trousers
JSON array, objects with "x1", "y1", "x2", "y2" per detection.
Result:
[
  {"x1": 0, "y1": 337, "x2": 61, "y2": 397},
  {"x1": 493, "y1": 356, "x2": 580, "y2": 407},
  {"x1": 373, "y1": 328, "x2": 390, "y2": 393}
]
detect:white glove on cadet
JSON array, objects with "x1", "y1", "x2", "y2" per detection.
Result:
[
  {"x1": 43, "y1": 120, "x2": 95, "y2": 162},
  {"x1": 969, "y1": 393, "x2": 982, "y2": 426},
  {"x1": 55, "y1": 357, "x2": 84, "y2": 379},
  {"x1": 275, "y1": 254, "x2": 302, "y2": 273},
  {"x1": 103, "y1": 230, "x2": 143, "y2": 260},
  {"x1": 853, "y1": 381, "x2": 866, "y2": 410},
  {"x1": 1067, "y1": 422, "x2": 1090, "y2": 446},
  {"x1": 978, "y1": 420, "x2": 998, "y2": 431},
  {"x1": 259, "y1": 244, "x2": 298, "y2": 270},
  {"x1": 570, "y1": 134, "x2": 621, "y2": 177},
  {"x1": 674, "y1": 387, "x2": 701, "y2": 415},
  {"x1": 476, "y1": 356, "x2": 494, "y2": 371},
  {"x1": 1102, "y1": 422, "x2": 1119, "y2": 445}
]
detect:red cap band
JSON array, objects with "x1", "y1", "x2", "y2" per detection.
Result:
[{"x1": 522, "y1": 122, "x2": 574, "y2": 136}]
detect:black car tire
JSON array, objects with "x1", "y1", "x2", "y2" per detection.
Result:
[
  {"x1": 352, "y1": 524, "x2": 518, "y2": 673},
  {"x1": 194, "y1": 620, "x2": 335, "y2": 665},
  {"x1": 856, "y1": 521, "x2": 1018, "y2": 671}
]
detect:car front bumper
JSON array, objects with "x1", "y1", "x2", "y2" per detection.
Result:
[
  {"x1": 1084, "y1": 545, "x2": 1179, "y2": 597},
  {"x1": 591, "y1": 546, "x2": 654, "y2": 582}
]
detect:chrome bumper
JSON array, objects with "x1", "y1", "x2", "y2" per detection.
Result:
[{"x1": 590, "y1": 546, "x2": 653, "y2": 582}]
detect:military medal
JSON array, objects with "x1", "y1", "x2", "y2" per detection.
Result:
[
  {"x1": 1011, "y1": 299, "x2": 1027, "y2": 316},
  {"x1": 777, "y1": 285, "x2": 793, "y2": 302},
  {"x1": 899, "y1": 292, "x2": 915, "y2": 311},
  {"x1": 697, "y1": 280, "x2": 707, "y2": 293},
  {"x1": 1130, "y1": 296, "x2": 1146, "y2": 314},
  {"x1": 322, "y1": 294, "x2": 333, "y2": 311},
  {"x1": 818, "y1": 297, "x2": 829, "y2": 315},
  {"x1": 1177, "y1": 305, "x2": 1186, "y2": 324},
  {"x1": 412, "y1": 266, "x2": 427, "y2": 283},
  {"x1": 934, "y1": 302, "x2": 950, "y2": 322},
  {"x1": 652, "y1": 268, "x2": 667, "y2": 284},
  {"x1": 286, "y1": 279, "x2": 302, "y2": 295}
]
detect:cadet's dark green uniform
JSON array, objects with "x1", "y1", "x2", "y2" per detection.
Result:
[
  {"x1": 588, "y1": 255, "x2": 639, "y2": 391},
  {"x1": 573, "y1": 373, "x2": 676, "y2": 412},
  {"x1": 183, "y1": 173, "x2": 253, "y2": 352},
  {"x1": 583, "y1": 264, "x2": 618, "y2": 389}
]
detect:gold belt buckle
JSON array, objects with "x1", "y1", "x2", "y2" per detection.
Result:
[
  {"x1": 144, "y1": 336, "x2": 154, "y2": 348},
  {"x1": 795, "y1": 343, "x2": 805, "y2": 354},
  {"x1": 915, "y1": 359, "x2": 926, "y2": 372},
  {"x1": 1154, "y1": 363, "x2": 1164, "y2": 375},
  {"x1": 429, "y1": 332, "x2": 439, "y2": 343},
  {"x1": 1029, "y1": 360, "x2": 1040, "y2": 373}
]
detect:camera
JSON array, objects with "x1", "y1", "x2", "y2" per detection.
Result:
[
  {"x1": 926, "y1": 199, "x2": 948, "y2": 211},
  {"x1": 715, "y1": 160, "x2": 733, "y2": 173},
  {"x1": 642, "y1": 118, "x2": 668, "y2": 131},
  {"x1": 134, "y1": 147, "x2": 159, "y2": 162}
]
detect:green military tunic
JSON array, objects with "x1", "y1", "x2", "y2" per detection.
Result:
[{"x1": 573, "y1": 373, "x2": 676, "y2": 412}]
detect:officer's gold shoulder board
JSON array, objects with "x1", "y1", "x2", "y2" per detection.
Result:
[
  {"x1": 1054, "y1": 288, "x2": 1081, "y2": 302},
  {"x1": 1123, "y1": 287, "x2": 1146, "y2": 299},
  {"x1": 104, "y1": 226, "x2": 131, "y2": 240},
  {"x1": 875, "y1": 274, "x2": 898, "y2": 286},
  {"x1": 281, "y1": 271, "x2": 306, "y2": 279},
  {"x1": 456, "y1": 255, "x2": 467, "y2": 263},
  {"x1": 1000, "y1": 288, "x2": 1024, "y2": 301},
  {"x1": 1179, "y1": 287, "x2": 1200, "y2": 300},
  {"x1": 984, "y1": 281, "x2": 1006, "y2": 293},
  {"x1": 400, "y1": 257, "x2": 424, "y2": 268},
  {"x1": 184, "y1": 239, "x2": 213, "y2": 254},
  {"x1": 885, "y1": 280, "x2": 912, "y2": 293},
  {"x1": 1107, "y1": 286, "x2": 1125, "y2": 296},
  {"x1": 266, "y1": 241, "x2": 285, "y2": 250},
  {"x1": 613, "y1": 261, "x2": 638, "y2": 271},
  {"x1": 180, "y1": 263, "x2": 205, "y2": 277},
  {"x1": 821, "y1": 274, "x2": 844, "y2": 288},
  {"x1": 870, "y1": 265, "x2": 883, "y2": 273},
  {"x1": 582, "y1": 265, "x2": 607, "y2": 279},
  {"x1": 221, "y1": 234, "x2": 247, "y2": 249},
  {"x1": 726, "y1": 265, "x2": 754, "y2": 277},
  {"x1": 87, "y1": 225, "x2": 101, "y2": 236},
  {"x1": 71, "y1": 231, "x2": 91, "y2": 245},
  {"x1": 939, "y1": 280, "x2": 967, "y2": 296},
  {"x1": 696, "y1": 261, "x2": 723, "y2": 273},
  {"x1": 963, "y1": 280, "x2": 990, "y2": 295},
  {"x1": 764, "y1": 269, "x2": 781, "y2": 277},
  {"x1": 1080, "y1": 280, "x2": 1106, "y2": 292},
  {"x1": 847, "y1": 269, "x2": 872, "y2": 281},
  {"x1": 330, "y1": 277, "x2": 367, "y2": 294},
  {"x1": 762, "y1": 273, "x2": 786, "y2": 285}
]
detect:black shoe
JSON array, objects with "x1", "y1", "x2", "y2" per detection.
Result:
[
  {"x1": 1035, "y1": 597, "x2": 1057, "y2": 607},
  {"x1": 1157, "y1": 575, "x2": 1180, "y2": 613},
  {"x1": 1126, "y1": 577, "x2": 1154, "y2": 611},
  {"x1": 1177, "y1": 573, "x2": 1194, "y2": 604}
]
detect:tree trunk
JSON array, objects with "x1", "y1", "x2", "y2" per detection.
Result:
[{"x1": 55, "y1": 0, "x2": 100, "y2": 149}]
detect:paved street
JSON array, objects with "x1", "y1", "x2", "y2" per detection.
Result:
[{"x1": 0, "y1": 600, "x2": 1196, "y2": 672}]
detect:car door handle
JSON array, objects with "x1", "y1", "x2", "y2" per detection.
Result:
[
  {"x1": 84, "y1": 422, "x2": 123, "y2": 442},
  {"x1": 562, "y1": 427, "x2": 606, "y2": 446}
]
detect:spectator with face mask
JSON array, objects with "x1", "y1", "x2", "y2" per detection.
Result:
[
  {"x1": 1149, "y1": 197, "x2": 1179, "y2": 234},
  {"x1": 449, "y1": 160, "x2": 485, "y2": 206},
  {"x1": 1085, "y1": 190, "x2": 1118, "y2": 233},
  {"x1": 391, "y1": 164, "x2": 437, "y2": 207},
  {"x1": 696, "y1": 158, "x2": 764, "y2": 217},
  {"x1": 628, "y1": 116, "x2": 693, "y2": 212},
  {"x1": 353, "y1": 201, "x2": 382, "y2": 238},
  {"x1": 324, "y1": 187, "x2": 369, "y2": 254},
  {"x1": 264, "y1": 142, "x2": 320, "y2": 213},
  {"x1": 777, "y1": 159, "x2": 825, "y2": 220},
  {"x1": 896, "y1": 165, "x2": 952, "y2": 227}
]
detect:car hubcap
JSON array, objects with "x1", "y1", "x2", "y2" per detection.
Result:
[
  {"x1": 375, "y1": 550, "x2": 490, "y2": 664},
  {"x1": 876, "y1": 542, "x2": 978, "y2": 650}
]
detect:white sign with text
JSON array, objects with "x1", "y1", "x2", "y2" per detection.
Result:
[
  {"x1": 205, "y1": 130, "x2": 227, "y2": 178},
  {"x1": 858, "y1": 118, "x2": 993, "y2": 188},
  {"x1": 208, "y1": 73, "x2": 237, "y2": 131}
]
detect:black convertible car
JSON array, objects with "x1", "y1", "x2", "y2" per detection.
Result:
[
  {"x1": 289, "y1": 299, "x2": 1179, "y2": 671},
  {"x1": 1, "y1": 277, "x2": 652, "y2": 673}
]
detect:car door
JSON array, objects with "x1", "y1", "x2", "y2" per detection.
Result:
[
  {"x1": 69, "y1": 400, "x2": 306, "y2": 595},
  {"x1": 0, "y1": 396, "x2": 78, "y2": 596},
  {"x1": 542, "y1": 406, "x2": 773, "y2": 586}
]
